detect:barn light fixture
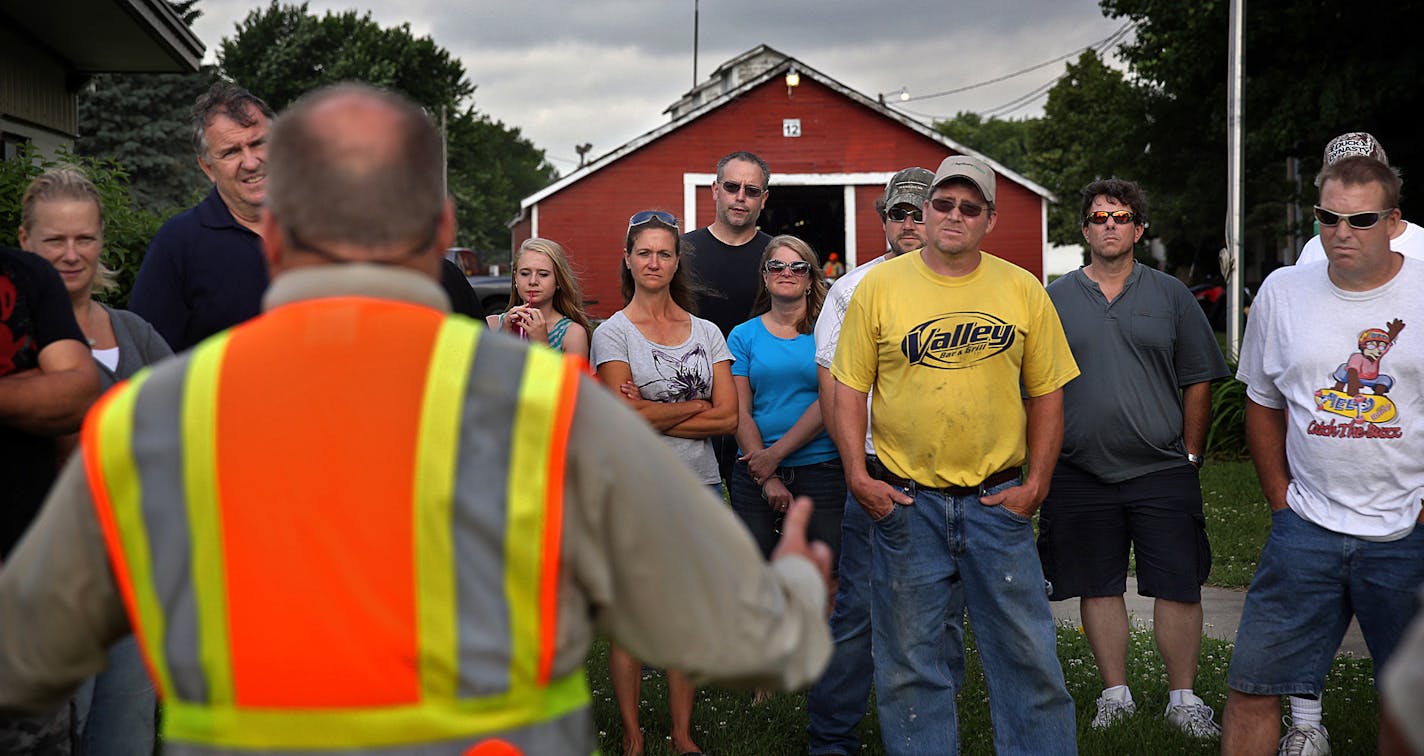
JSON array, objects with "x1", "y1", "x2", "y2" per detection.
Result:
[
  {"x1": 785, "y1": 66, "x2": 800, "y2": 96},
  {"x1": 876, "y1": 87, "x2": 911, "y2": 105}
]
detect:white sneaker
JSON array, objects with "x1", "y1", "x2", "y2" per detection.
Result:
[
  {"x1": 1090, "y1": 691, "x2": 1137, "y2": 729},
  {"x1": 1164, "y1": 692, "x2": 1221, "y2": 739},
  {"x1": 1278, "y1": 720, "x2": 1331, "y2": 756}
]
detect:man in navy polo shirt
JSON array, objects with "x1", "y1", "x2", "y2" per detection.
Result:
[{"x1": 130, "y1": 82, "x2": 275, "y2": 351}]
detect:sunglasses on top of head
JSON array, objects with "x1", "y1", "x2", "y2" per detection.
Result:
[
  {"x1": 1313, "y1": 206, "x2": 1395, "y2": 230},
  {"x1": 1085, "y1": 210, "x2": 1138, "y2": 226},
  {"x1": 627, "y1": 210, "x2": 679, "y2": 233},
  {"x1": 764, "y1": 259, "x2": 811, "y2": 275},
  {"x1": 720, "y1": 180, "x2": 765, "y2": 199}
]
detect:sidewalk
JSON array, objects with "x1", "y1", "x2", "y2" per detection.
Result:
[{"x1": 1049, "y1": 577, "x2": 1370, "y2": 658}]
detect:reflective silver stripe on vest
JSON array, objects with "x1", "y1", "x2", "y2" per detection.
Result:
[
  {"x1": 163, "y1": 703, "x2": 594, "y2": 756},
  {"x1": 450, "y1": 333, "x2": 528, "y2": 698},
  {"x1": 127, "y1": 352, "x2": 207, "y2": 702}
]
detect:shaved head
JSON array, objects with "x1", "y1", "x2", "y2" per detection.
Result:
[{"x1": 266, "y1": 83, "x2": 446, "y2": 253}]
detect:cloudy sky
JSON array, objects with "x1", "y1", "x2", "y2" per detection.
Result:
[{"x1": 189, "y1": 0, "x2": 1132, "y2": 173}]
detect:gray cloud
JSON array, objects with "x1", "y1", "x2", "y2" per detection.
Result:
[{"x1": 190, "y1": 0, "x2": 1128, "y2": 169}]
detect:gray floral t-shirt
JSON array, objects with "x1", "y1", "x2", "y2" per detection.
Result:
[{"x1": 591, "y1": 310, "x2": 733, "y2": 484}]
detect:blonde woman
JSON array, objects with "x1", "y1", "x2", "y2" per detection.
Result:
[
  {"x1": 487, "y1": 237, "x2": 591, "y2": 357},
  {"x1": 20, "y1": 169, "x2": 171, "y2": 389},
  {"x1": 18, "y1": 167, "x2": 168, "y2": 754}
]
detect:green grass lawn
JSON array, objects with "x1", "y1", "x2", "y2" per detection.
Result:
[
  {"x1": 586, "y1": 630, "x2": 1379, "y2": 755},
  {"x1": 584, "y1": 460, "x2": 1384, "y2": 755},
  {"x1": 1201, "y1": 459, "x2": 1271, "y2": 589}
]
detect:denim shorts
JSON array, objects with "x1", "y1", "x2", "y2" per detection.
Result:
[
  {"x1": 1037, "y1": 462, "x2": 1210, "y2": 602},
  {"x1": 1228, "y1": 506, "x2": 1424, "y2": 695}
]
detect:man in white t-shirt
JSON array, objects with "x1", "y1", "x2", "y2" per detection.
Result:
[
  {"x1": 805, "y1": 166, "x2": 932, "y2": 756},
  {"x1": 1223, "y1": 155, "x2": 1424, "y2": 755},
  {"x1": 1296, "y1": 132, "x2": 1422, "y2": 265}
]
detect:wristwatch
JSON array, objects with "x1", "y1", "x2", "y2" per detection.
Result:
[{"x1": 1187, "y1": 452, "x2": 1204, "y2": 469}]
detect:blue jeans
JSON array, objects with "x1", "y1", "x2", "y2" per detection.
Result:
[
  {"x1": 1228, "y1": 506, "x2": 1424, "y2": 696},
  {"x1": 72, "y1": 635, "x2": 156, "y2": 755},
  {"x1": 870, "y1": 480, "x2": 1076, "y2": 756},
  {"x1": 805, "y1": 492, "x2": 876, "y2": 755}
]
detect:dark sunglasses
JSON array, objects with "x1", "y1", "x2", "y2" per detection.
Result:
[
  {"x1": 720, "y1": 180, "x2": 766, "y2": 199},
  {"x1": 928, "y1": 197, "x2": 988, "y2": 218},
  {"x1": 627, "y1": 210, "x2": 679, "y2": 233},
  {"x1": 1086, "y1": 210, "x2": 1137, "y2": 226},
  {"x1": 764, "y1": 259, "x2": 811, "y2": 275},
  {"x1": 885, "y1": 207, "x2": 925, "y2": 224},
  {"x1": 1313, "y1": 206, "x2": 1395, "y2": 230}
]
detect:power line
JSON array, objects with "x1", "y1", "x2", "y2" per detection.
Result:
[
  {"x1": 902, "y1": 21, "x2": 1133, "y2": 104},
  {"x1": 884, "y1": 20, "x2": 1134, "y2": 123},
  {"x1": 980, "y1": 74, "x2": 1061, "y2": 118}
]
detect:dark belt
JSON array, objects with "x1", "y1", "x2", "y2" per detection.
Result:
[{"x1": 866, "y1": 455, "x2": 1021, "y2": 497}]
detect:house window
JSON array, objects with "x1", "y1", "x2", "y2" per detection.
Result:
[{"x1": 2, "y1": 132, "x2": 31, "y2": 161}]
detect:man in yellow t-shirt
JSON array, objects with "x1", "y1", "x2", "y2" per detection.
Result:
[{"x1": 830, "y1": 155, "x2": 1080, "y2": 755}]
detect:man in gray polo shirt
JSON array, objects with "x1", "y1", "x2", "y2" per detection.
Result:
[{"x1": 1037, "y1": 178, "x2": 1229, "y2": 737}]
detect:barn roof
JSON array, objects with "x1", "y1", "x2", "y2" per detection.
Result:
[{"x1": 514, "y1": 45, "x2": 1054, "y2": 223}]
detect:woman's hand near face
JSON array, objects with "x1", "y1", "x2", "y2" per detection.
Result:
[{"x1": 510, "y1": 305, "x2": 548, "y2": 343}]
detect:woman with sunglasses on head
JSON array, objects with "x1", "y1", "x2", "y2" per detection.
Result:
[
  {"x1": 590, "y1": 209, "x2": 736, "y2": 756},
  {"x1": 17, "y1": 167, "x2": 168, "y2": 755},
  {"x1": 486, "y1": 237, "x2": 592, "y2": 357}
]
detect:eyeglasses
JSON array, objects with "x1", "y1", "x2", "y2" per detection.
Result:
[
  {"x1": 764, "y1": 259, "x2": 811, "y2": 275},
  {"x1": 720, "y1": 180, "x2": 765, "y2": 199},
  {"x1": 928, "y1": 198, "x2": 988, "y2": 218},
  {"x1": 1313, "y1": 206, "x2": 1395, "y2": 230},
  {"x1": 1086, "y1": 210, "x2": 1138, "y2": 226},
  {"x1": 885, "y1": 207, "x2": 925, "y2": 224}
]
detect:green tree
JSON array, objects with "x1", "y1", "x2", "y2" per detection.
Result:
[
  {"x1": 0, "y1": 146, "x2": 165, "y2": 308},
  {"x1": 933, "y1": 112, "x2": 1038, "y2": 179},
  {"x1": 218, "y1": 1, "x2": 557, "y2": 249},
  {"x1": 1029, "y1": 51, "x2": 1152, "y2": 254},
  {"x1": 76, "y1": 0, "x2": 216, "y2": 213},
  {"x1": 1096, "y1": 0, "x2": 1424, "y2": 277}
]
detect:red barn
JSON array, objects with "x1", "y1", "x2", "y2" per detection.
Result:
[{"x1": 510, "y1": 46, "x2": 1055, "y2": 319}]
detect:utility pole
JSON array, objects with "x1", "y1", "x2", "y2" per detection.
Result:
[
  {"x1": 692, "y1": 0, "x2": 700, "y2": 86},
  {"x1": 1224, "y1": 0, "x2": 1245, "y2": 357}
]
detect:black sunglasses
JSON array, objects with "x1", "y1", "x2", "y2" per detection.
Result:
[
  {"x1": 764, "y1": 259, "x2": 811, "y2": 275},
  {"x1": 928, "y1": 198, "x2": 988, "y2": 218},
  {"x1": 720, "y1": 180, "x2": 765, "y2": 199},
  {"x1": 1313, "y1": 206, "x2": 1394, "y2": 230},
  {"x1": 1086, "y1": 210, "x2": 1137, "y2": 226},
  {"x1": 885, "y1": 207, "x2": 925, "y2": 224}
]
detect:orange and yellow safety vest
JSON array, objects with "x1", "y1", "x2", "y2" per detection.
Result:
[{"x1": 82, "y1": 296, "x2": 590, "y2": 754}]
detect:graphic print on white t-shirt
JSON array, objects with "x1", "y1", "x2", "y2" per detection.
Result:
[{"x1": 1310, "y1": 317, "x2": 1406, "y2": 438}]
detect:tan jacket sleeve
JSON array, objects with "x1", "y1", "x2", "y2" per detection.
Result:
[
  {"x1": 558, "y1": 374, "x2": 832, "y2": 690},
  {"x1": 0, "y1": 454, "x2": 129, "y2": 712}
]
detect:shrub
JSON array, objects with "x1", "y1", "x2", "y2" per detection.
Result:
[{"x1": 1207, "y1": 356, "x2": 1249, "y2": 459}]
